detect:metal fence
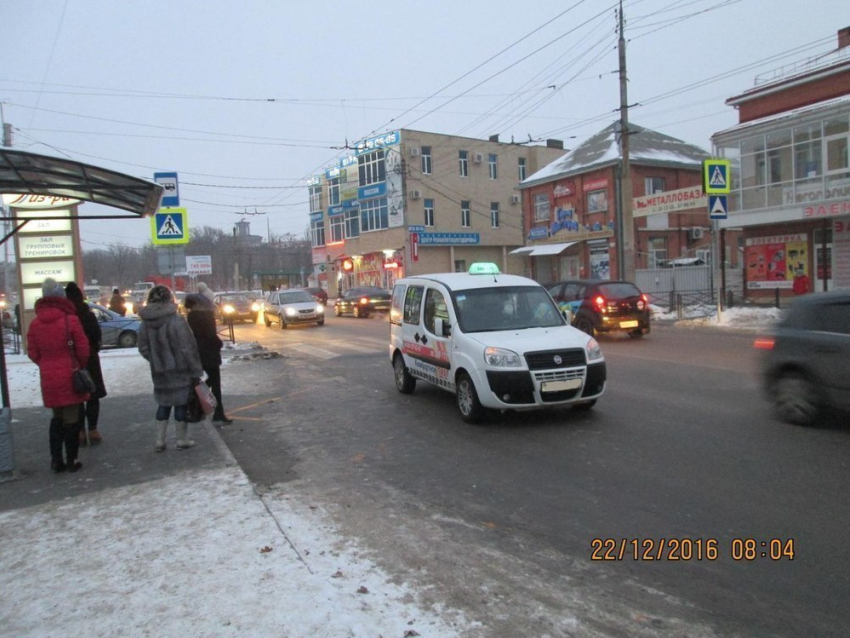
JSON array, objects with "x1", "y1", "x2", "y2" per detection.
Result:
[{"x1": 635, "y1": 265, "x2": 716, "y2": 311}]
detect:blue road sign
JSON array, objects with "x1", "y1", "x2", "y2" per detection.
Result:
[
  {"x1": 709, "y1": 194, "x2": 728, "y2": 219},
  {"x1": 151, "y1": 208, "x2": 189, "y2": 245},
  {"x1": 154, "y1": 172, "x2": 180, "y2": 207}
]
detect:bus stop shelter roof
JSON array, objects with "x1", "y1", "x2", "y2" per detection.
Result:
[{"x1": 0, "y1": 147, "x2": 162, "y2": 218}]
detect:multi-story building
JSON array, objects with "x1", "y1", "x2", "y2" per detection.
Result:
[
  {"x1": 308, "y1": 129, "x2": 566, "y2": 297},
  {"x1": 712, "y1": 26, "x2": 850, "y2": 298},
  {"x1": 517, "y1": 122, "x2": 711, "y2": 283}
]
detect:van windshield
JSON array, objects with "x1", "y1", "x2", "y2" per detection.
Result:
[{"x1": 454, "y1": 286, "x2": 563, "y2": 333}]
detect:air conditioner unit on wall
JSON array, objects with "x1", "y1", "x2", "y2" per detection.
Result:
[
  {"x1": 511, "y1": 194, "x2": 520, "y2": 204},
  {"x1": 411, "y1": 190, "x2": 422, "y2": 199},
  {"x1": 689, "y1": 227, "x2": 704, "y2": 240},
  {"x1": 410, "y1": 147, "x2": 420, "y2": 157},
  {"x1": 473, "y1": 153, "x2": 484, "y2": 163}
]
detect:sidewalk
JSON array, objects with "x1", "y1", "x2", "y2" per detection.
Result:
[{"x1": 0, "y1": 351, "x2": 468, "y2": 638}]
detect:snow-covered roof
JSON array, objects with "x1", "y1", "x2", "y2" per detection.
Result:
[{"x1": 520, "y1": 122, "x2": 709, "y2": 189}]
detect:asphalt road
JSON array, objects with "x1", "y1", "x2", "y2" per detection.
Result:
[{"x1": 214, "y1": 314, "x2": 850, "y2": 637}]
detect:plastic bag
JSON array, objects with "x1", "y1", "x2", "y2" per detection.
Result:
[{"x1": 194, "y1": 379, "x2": 217, "y2": 415}]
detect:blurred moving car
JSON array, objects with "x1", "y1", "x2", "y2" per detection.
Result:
[
  {"x1": 88, "y1": 302, "x2": 141, "y2": 348},
  {"x1": 239, "y1": 290, "x2": 264, "y2": 322},
  {"x1": 334, "y1": 286, "x2": 392, "y2": 318},
  {"x1": 263, "y1": 289, "x2": 325, "y2": 328},
  {"x1": 302, "y1": 286, "x2": 328, "y2": 306},
  {"x1": 214, "y1": 292, "x2": 255, "y2": 323},
  {"x1": 754, "y1": 290, "x2": 850, "y2": 426},
  {"x1": 547, "y1": 279, "x2": 650, "y2": 338}
]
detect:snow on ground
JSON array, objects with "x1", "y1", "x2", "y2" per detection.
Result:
[{"x1": 651, "y1": 304, "x2": 782, "y2": 330}]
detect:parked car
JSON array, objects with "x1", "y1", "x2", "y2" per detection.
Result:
[
  {"x1": 88, "y1": 302, "x2": 141, "y2": 348},
  {"x1": 302, "y1": 286, "x2": 328, "y2": 306},
  {"x1": 754, "y1": 290, "x2": 850, "y2": 426},
  {"x1": 334, "y1": 286, "x2": 392, "y2": 318},
  {"x1": 263, "y1": 289, "x2": 325, "y2": 328},
  {"x1": 214, "y1": 293, "x2": 255, "y2": 323},
  {"x1": 547, "y1": 280, "x2": 650, "y2": 338}
]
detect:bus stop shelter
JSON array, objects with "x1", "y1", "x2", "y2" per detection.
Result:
[{"x1": 0, "y1": 147, "x2": 163, "y2": 476}]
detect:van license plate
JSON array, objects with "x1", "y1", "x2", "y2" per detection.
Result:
[
  {"x1": 620, "y1": 320, "x2": 639, "y2": 329},
  {"x1": 541, "y1": 379, "x2": 582, "y2": 392}
]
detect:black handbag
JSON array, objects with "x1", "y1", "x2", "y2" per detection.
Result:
[
  {"x1": 186, "y1": 385, "x2": 205, "y2": 423},
  {"x1": 66, "y1": 317, "x2": 97, "y2": 394}
]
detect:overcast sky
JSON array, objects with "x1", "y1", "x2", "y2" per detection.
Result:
[{"x1": 1, "y1": 0, "x2": 847, "y2": 252}]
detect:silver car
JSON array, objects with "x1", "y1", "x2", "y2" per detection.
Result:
[
  {"x1": 88, "y1": 302, "x2": 141, "y2": 348},
  {"x1": 263, "y1": 289, "x2": 325, "y2": 328}
]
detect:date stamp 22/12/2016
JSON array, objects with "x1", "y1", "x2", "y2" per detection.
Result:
[{"x1": 590, "y1": 538, "x2": 795, "y2": 562}]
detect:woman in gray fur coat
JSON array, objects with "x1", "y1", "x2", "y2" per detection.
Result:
[{"x1": 137, "y1": 285, "x2": 204, "y2": 452}]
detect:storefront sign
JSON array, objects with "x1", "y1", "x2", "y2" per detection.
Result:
[
  {"x1": 583, "y1": 178, "x2": 608, "y2": 192},
  {"x1": 417, "y1": 232, "x2": 480, "y2": 246},
  {"x1": 803, "y1": 199, "x2": 850, "y2": 218},
  {"x1": 17, "y1": 234, "x2": 73, "y2": 259},
  {"x1": 529, "y1": 226, "x2": 549, "y2": 240},
  {"x1": 633, "y1": 186, "x2": 706, "y2": 217},
  {"x1": 20, "y1": 259, "x2": 76, "y2": 286},
  {"x1": 833, "y1": 217, "x2": 850, "y2": 291},
  {"x1": 14, "y1": 208, "x2": 72, "y2": 233},
  {"x1": 3, "y1": 194, "x2": 80, "y2": 208},
  {"x1": 553, "y1": 183, "x2": 574, "y2": 198}
]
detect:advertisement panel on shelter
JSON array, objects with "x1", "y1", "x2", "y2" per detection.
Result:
[{"x1": 745, "y1": 234, "x2": 807, "y2": 289}]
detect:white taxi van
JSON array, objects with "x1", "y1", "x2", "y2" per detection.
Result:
[{"x1": 389, "y1": 263, "x2": 606, "y2": 423}]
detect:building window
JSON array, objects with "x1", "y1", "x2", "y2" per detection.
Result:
[
  {"x1": 490, "y1": 202, "x2": 500, "y2": 228},
  {"x1": 344, "y1": 207, "x2": 360, "y2": 238},
  {"x1": 454, "y1": 260, "x2": 466, "y2": 273},
  {"x1": 649, "y1": 237, "x2": 667, "y2": 268},
  {"x1": 309, "y1": 184, "x2": 322, "y2": 213},
  {"x1": 328, "y1": 176, "x2": 341, "y2": 206},
  {"x1": 518, "y1": 157, "x2": 527, "y2": 181},
  {"x1": 533, "y1": 193, "x2": 550, "y2": 223},
  {"x1": 361, "y1": 198, "x2": 389, "y2": 232},
  {"x1": 586, "y1": 188, "x2": 608, "y2": 213},
  {"x1": 358, "y1": 149, "x2": 386, "y2": 186},
  {"x1": 489, "y1": 154, "x2": 498, "y2": 180},
  {"x1": 459, "y1": 150, "x2": 469, "y2": 177},
  {"x1": 311, "y1": 218, "x2": 325, "y2": 248},
  {"x1": 424, "y1": 198, "x2": 435, "y2": 227},
  {"x1": 461, "y1": 200, "x2": 471, "y2": 228},
  {"x1": 329, "y1": 214, "x2": 344, "y2": 243},
  {"x1": 421, "y1": 146, "x2": 432, "y2": 174},
  {"x1": 644, "y1": 177, "x2": 664, "y2": 194}
]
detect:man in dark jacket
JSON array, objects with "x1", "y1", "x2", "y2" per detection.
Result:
[
  {"x1": 184, "y1": 293, "x2": 232, "y2": 423},
  {"x1": 108, "y1": 288, "x2": 127, "y2": 316}
]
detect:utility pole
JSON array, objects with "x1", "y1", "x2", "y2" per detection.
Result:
[{"x1": 617, "y1": 0, "x2": 636, "y2": 281}]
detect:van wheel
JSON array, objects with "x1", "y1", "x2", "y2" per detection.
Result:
[
  {"x1": 280, "y1": 318, "x2": 288, "y2": 329},
  {"x1": 576, "y1": 317, "x2": 595, "y2": 336},
  {"x1": 316, "y1": 319, "x2": 325, "y2": 327},
  {"x1": 628, "y1": 329, "x2": 644, "y2": 339},
  {"x1": 393, "y1": 354, "x2": 416, "y2": 394},
  {"x1": 456, "y1": 372, "x2": 484, "y2": 424}
]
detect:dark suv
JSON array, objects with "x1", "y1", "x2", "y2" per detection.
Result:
[
  {"x1": 547, "y1": 280, "x2": 650, "y2": 338},
  {"x1": 755, "y1": 291, "x2": 850, "y2": 426}
]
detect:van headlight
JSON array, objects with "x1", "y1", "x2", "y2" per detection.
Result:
[
  {"x1": 484, "y1": 346, "x2": 521, "y2": 367},
  {"x1": 586, "y1": 337, "x2": 603, "y2": 362}
]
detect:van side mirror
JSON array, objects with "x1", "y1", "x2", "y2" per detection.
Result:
[{"x1": 435, "y1": 317, "x2": 451, "y2": 337}]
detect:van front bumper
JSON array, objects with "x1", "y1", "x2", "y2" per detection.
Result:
[{"x1": 484, "y1": 362, "x2": 606, "y2": 406}]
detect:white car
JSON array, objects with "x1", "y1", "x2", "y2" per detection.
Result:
[
  {"x1": 389, "y1": 263, "x2": 606, "y2": 423},
  {"x1": 263, "y1": 289, "x2": 325, "y2": 328}
]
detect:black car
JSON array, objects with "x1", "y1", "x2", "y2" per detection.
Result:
[
  {"x1": 547, "y1": 280, "x2": 650, "y2": 338},
  {"x1": 303, "y1": 287, "x2": 328, "y2": 306},
  {"x1": 755, "y1": 291, "x2": 850, "y2": 426},
  {"x1": 333, "y1": 286, "x2": 392, "y2": 318}
]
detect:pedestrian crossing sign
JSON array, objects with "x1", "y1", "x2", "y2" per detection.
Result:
[
  {"x1": 703, "y1": 159, "x2": 731, "y2": 195},
  {"x1": 151, "y1": 208, "x2": 189, "y2": 245}
]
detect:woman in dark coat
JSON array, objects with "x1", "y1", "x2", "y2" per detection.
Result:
[
  {"x1": 27, "y1": 278, "x2": 90, "y2": 473},
  {"x1": 184, "y1": 293, "x2": 232, "y2": 423},
  {"x1": 65, "y1": 282, "x2": 107, "y2": 445},
  {"x1": 137, "y1": 285, "x2": 204, "y2": 452}
]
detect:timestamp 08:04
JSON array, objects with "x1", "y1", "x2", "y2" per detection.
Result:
[{"x1": 590, "y1": 538, "x2": 796, "y2": 562}]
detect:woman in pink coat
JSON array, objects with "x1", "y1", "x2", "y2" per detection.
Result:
[{"x1": 26, "y1": 278, "x2": 90, "y2": 473}]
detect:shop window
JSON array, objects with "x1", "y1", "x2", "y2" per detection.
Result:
[
  {"x1": 533, "y1": 193, "x2": 550, "y2": 222},
  {"x1": 644, "y1": 177, "x2": 665, "y2": 194},
  {"x1": 586, "y1": 188, "x2": 608, "y2": 213}
]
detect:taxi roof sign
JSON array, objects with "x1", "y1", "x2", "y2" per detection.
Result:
[
  {"x1": 468, "y1": 262, "x2": 500, "y2": 275},
  {"x1": 703, "y1": 159, "x2": 731, "y2": 195}
]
